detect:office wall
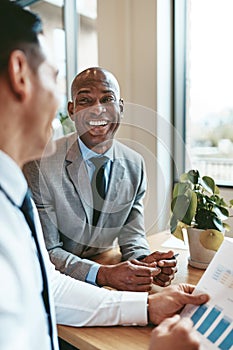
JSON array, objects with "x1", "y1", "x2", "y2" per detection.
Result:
[{"x1": 97, "y1": 0, "x2": 156, "y2": 109}]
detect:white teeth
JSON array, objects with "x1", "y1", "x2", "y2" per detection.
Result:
[{"x1": 89, "y1": 120, "x2": 108, "y2": 126}]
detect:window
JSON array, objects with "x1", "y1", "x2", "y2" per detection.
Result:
[
  {"x1": 29, "y1": 0, "x2": 66, "y2": 114},
  {"x1": 26, "y1": 0, "x2": 98, "y2": 137},
  {"x1": 175, "y1": 0, "x2": 233, "y2": 185},
  {"x1": 76, "y1": 0, "x2": 98, "y2": 72}
]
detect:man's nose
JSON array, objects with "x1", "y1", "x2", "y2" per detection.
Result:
[{"x1": 90, "y1": 103, "x2": 106, "y2": 116}]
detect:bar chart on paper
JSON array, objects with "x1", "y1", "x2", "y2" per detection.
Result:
[
  {"x1": 190, "y1": 302, "x2": 233, "y2": 349},
  {"x1": 181, "y1": 238, "x2": 233, "y2": 350}
]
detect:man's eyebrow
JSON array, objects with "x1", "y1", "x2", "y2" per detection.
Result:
[
  {"x1": 77, "y1": 89, "x2": 91, "y2": 95},
  {"x1": 102, "y1": 89, "x2": 115, "y2": 94},
  {"x1": 76, "y1": 88, "x2": 116, "y2": 95}
]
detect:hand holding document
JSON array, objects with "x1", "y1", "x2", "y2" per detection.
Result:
[{"x1": 181, "y1": 238, "x2": 233, "y2": 350}]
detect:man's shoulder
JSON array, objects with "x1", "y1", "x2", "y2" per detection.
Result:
[
  {"x1": 55, "y1": 131, "x2": 77, "y2": 153},
  {"x1": 24, "y1": 132, "x2": 78, "y2": 175},
  {"x1": 43, "y1": 132, "x2": 78, "y2": 162}
]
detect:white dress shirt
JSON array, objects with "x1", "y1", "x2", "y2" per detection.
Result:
[{"x1": 0, "y1": 150, "x2": 148, "y2": 350}]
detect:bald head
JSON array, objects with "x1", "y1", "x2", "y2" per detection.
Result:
[{"x1": 71, "y1": 67, "x2": 120, "y2": 101}]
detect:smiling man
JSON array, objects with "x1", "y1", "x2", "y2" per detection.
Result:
[{"x1": 24, "y1": 67, "x2": 177, "y2": 291}]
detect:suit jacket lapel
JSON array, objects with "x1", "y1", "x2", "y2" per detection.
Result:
[
  {"x1": 105, "y1": 160, "x2": 125, "y2": 203},
  {"x1": 65, "y1": 136, "x2": 93, "y2": 225}
]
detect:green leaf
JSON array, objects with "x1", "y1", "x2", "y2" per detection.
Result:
[
  {"x1": 172, "y1": 182, "x2": 191, "y2": 198},
  {"x1": 213, "y1": 206, "x2": 229, "y2": 220},
  {"x1": 170, "y1": 214, "x2": 178, "y2": 234},
  {"x1": 209, "y1": 195, "x2": 227, "y2": 207},
  {"x1": 195, "y1": 209, "x2": 218, "y2": 230},
  {"x1": 202, "y1": 176, "x2": 215, "y2": 194},
  {"x1": 59, "y1": 112, "x2": 69, "y2": 123},
  {"x1": 171, "y1": 191, "x2": 197, "y2": 225},
  {"x1": 223, "y1": 223, "x2": 231, "y2": 231},
  {"x1": 214, "y1": 185, "x2": 220, "y2": 195},
  {"x1": 187, "y1": 170, "x2": 199, "y2": 184},
  {"x1": 180, "y1": 172, "x2": 189, "y2": 182},
  {"x1": 213, "y1": 217, "x2": 224, "y2": 232},
  {"x1": 172, "y1": 224, "x2": 185, "y2": 241}
]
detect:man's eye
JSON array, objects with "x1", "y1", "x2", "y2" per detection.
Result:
[
  {"x1": 102, "y1": 96, "x2": 116, "y2": 104},
  {"x1": 77, "y1": 97, "x2": 92, "y2": 105}
]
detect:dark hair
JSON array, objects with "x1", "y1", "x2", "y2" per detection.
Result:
[{"x1": 0, "y1": 0, "x2": 43, "y2": 72}]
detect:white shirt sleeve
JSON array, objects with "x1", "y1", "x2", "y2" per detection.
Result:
[{"x1": 49, "y1": 258, "x2": 148, "y2": 327}]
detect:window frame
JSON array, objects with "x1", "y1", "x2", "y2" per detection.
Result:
[
  {"x1": 20, "y1": 0, "x2": 78, "y2": 102},
  {"x1": 173, "y1": 0, "x2": 187, "y2": 182}
]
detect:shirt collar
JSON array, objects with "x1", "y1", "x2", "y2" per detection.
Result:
[
  {"x1": 0, "y1": 151, "x2": 28, "y2": 207},
  {"x1": 78, "y1": 137, "x2": 114, "y2": 162}
]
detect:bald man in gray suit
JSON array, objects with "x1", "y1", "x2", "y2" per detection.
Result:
[{"x1": 24, "y1": 67, "x2": 177, "y2": 291}]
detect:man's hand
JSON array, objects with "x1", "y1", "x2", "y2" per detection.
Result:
[
  {"x1": 96, "y1": 260, "x2": 161, "y2": 291},
  {"x1": 148, "y1": 283, "x2": 209, "y2": 325},
  {"x1": 141, "y1": 251, "x2": 178, "y2": 287},
  {"x1": 149, "y1": 315, "x2": 200, "y2": 350}
]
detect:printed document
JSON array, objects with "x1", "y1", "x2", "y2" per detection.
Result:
[{"x1": 181, "y1": 238, "x2": 233, "y2": 350}]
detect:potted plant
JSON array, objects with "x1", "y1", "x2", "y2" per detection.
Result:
[
  {"x1": 59, "y1": 112, "x2": 75, "y2": 135},
  {"x1": 170, "y1": 169, "x2": 233, "y2": 269}
]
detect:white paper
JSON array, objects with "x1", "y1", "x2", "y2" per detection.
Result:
[
  {"x1": 161, "y1": 235, "x2": 188, "y2": 250},
  {"x1": 181, "y1": 238, "x2": 233, "y2": 350}
]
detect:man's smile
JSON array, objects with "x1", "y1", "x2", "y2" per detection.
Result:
[{"x1": 88, "y1": 120, "x2": 108, "y2": 126}]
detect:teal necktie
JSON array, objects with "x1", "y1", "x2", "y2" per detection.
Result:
[{"x1": 90, "y1": 156, "x2": 108, "y2": 226}]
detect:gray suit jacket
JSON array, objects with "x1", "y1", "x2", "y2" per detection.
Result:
[{"x1": 24, "y1": 132, "x2": 150, "y2": 281}]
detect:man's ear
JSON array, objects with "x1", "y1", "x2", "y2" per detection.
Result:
[
  {"x1": 119, "y1": 98, "x2": 124, "y2": 114},
  {"x1": 8, "y1": 50, "x2": 31, "y2": 101},
  {"x1": 67, "y1": 101, "x2": 75, "y2": 121}
]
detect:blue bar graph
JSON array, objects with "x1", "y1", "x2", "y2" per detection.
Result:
[
  {"x1": 197, "y1": 306, "x2": 221, "y2": 334},
  {"x1": 219, "y1": 329, "x2": 233, "y2": 350},
  {"x1": 191, "y1": 304, "x2": 208, "y2": 325},
  {"x1": 207, "y1": 317, "x2": 231, "y2": 343}
]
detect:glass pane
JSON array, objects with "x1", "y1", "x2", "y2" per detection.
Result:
[
  {"x1": 76, "y1": 0, "x2": 98, "y2": 72},
  {"x1": 186, "y1": 0, "x2": 233, "y2": 185},
  {"x1": 29, "y1": 0, "x2": 66, "y2": 115}
]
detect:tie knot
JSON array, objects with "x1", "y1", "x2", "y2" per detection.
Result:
[{"x1": 90, "y1": 156, "x2": 109, "y2": 170}]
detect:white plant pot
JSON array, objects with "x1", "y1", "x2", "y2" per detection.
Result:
[{"x1": 187, "y1": 227, "x2": 220, "y2": 269}]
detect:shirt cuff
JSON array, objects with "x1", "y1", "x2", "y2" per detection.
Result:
[
  {"x1": 136, "y1": 255, "x2": 148, "y2": 261},
  {"x1": 85, "y1": 263, "x2": 100, "y2": 286},
  {"x1": 119, "y1": 291, "x2": 148, "y2": 326}
]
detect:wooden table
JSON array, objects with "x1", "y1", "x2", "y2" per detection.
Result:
[{"x1": 57, "y1": 231, "x2": 204, "y2": 350}]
